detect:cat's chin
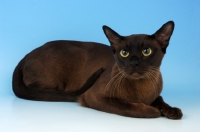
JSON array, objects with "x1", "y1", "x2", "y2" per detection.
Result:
[{"x1": 126, "y1": 72, "x2": 144, "y2": 80}]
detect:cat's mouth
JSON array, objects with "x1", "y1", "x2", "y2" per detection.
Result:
[
  {"x1": 125, "y1": 67, "x2": 159, "y2": 80},
  {"x1": 118, "y1": 66, "x2": 152, "y2": 80}
]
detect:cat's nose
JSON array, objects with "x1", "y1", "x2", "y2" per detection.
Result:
[{"x1": 129, "y1": 61, "x2": 139, "y2": 68}]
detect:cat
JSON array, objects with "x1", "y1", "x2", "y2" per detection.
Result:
[{"x1": 12, "y1": 21, "x2": 182, "y2": 119}]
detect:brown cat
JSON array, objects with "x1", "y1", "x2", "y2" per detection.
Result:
[{"x1": 12, "y1": 21, "x2": 182, "y2": 119}]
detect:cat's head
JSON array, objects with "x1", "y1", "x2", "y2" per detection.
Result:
[{"x1": 103, "y1": 21, "x2": 174, "y2": 79}]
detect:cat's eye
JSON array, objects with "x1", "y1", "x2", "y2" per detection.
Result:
[
  {"x1": 120, "y1": 49, "x2": 129, "y2": 58},
  {"x1": 142, "y1": 48, "x2": 152, "y2": 56}
]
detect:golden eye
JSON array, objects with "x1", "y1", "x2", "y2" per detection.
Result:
[
  {"x1": 120, "y1": 49, "x2": 129, "y2": 58},
  {"x1": 142, "y1": 48, "x2": 152, "y2": 56}
]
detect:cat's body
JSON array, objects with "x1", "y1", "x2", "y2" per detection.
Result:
[
  {"x1": 13, "y1": 21, "x2": 183, "y2": 119},
  {"x1": 13, "y1": 41, "x2": 113, "y2": 101}
]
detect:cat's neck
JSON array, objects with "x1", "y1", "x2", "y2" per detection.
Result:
[{"x1": 106, "y1": 63, "x2": 163, "y2": 105}]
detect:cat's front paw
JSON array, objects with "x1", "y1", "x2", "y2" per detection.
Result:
[{"x1": 161, "y1": 107, "x2": 183, "y2": 119}]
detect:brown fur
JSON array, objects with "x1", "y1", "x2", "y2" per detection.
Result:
[{"x1": 12, "y1": 21, "x2": 182, "y2": 119}]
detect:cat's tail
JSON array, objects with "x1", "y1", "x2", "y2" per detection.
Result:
[{"x1": 12, "y1": 60, "x2": 104, "y2": 102}]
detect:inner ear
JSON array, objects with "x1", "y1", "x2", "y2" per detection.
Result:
[
  {"x1": 153, "y1": 21, "x2": 174, "y2": 50},
  {"x1": 102, "y1": 25, "x2": 123, "y2": 52}
]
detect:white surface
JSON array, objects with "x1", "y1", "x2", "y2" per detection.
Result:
[{"x1": 1, "y1": 91, "x2": 200, "y2": 132}]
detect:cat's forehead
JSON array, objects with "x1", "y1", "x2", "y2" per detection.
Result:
[{"x1": 125, "y1": 34, "x2": 156, "y2": 46}]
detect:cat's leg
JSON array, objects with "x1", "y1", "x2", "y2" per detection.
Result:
[
  {"x1": 79, "y1": 95, "x2": 161, "y2": 118},
  {"x1": 151, "y1": 96, "x2": 183, "y2": 119}
]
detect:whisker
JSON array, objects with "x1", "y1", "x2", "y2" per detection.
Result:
[
  {"x1": 105, "y1": 69, "x2": 126, "y2": 102},
  {"x1": 117, "y1": 73, "x2": 124, "y2": 98},
  {"x1": 145, "y1": 67, "x2": 159, "y2": 99}
]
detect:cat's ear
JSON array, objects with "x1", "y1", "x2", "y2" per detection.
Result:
[
  {"x1": 153, "y1": 21, "x2": 174, "y2": 53},
  {"x1": 102, "y1": 25, "x2": 123, "y2": 53}
]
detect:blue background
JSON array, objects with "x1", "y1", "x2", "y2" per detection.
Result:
[{"x1": 0, "y1": 1, "x2": 200, "y2": 132}]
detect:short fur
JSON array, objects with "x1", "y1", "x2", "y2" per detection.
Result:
[{"x1": 12, "y1": 21, "x2": 182, "y2": 119}]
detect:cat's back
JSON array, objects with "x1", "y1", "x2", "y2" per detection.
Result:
[
  {"x1": 20, "y1": 40, "x2": 114, "y2": 92},
  {"x1": 49, "y1": 40, "x2": 108, "y2": 49},
  {"x1": 24, "y1": 40, "x2": 113, "y2": 65},
  {"x1": 22, "y1": 40, "x2": 114, "y2": 73},
  {"x1": 40, "y1": 40, "x2": 112, "y2": 55}
]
